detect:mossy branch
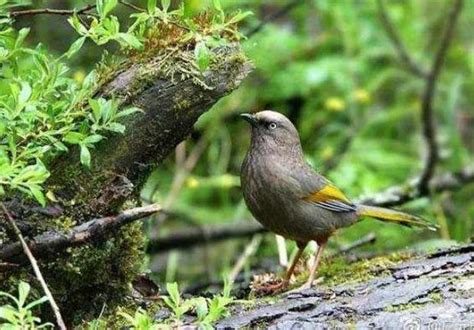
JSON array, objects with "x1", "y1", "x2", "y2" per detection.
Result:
[
  {"x1": 44, "y1": 44, "x2": 251, "y2": 218},
  {"x1": 0, "y1": 204, "x2": 161, "y2": 265}
]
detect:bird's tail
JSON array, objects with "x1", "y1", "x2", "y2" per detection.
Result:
[{"x1": 356, "y1": 205, "x2": 438, "y2": 231}]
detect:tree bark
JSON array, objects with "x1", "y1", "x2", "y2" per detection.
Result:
[{"x1": 217, "y1": 244, "x2": 474, "y2": 329}]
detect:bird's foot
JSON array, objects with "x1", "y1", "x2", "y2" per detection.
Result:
[
  {"x1": 250, "y1": 274, "x2": 289, "y2": 296},
  {"x1": 287, "y1": 277, "x2": 324, "y2": 294}
]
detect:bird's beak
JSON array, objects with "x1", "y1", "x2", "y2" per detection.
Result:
[{"x1": 240, "y1": 113, "x2": 258, "y2": 127}]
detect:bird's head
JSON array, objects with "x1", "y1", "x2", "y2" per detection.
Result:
[{"x1": 240, "y1": 110, "x2": 302, "y2": 153}]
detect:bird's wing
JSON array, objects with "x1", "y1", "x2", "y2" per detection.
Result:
[{"x1": 303, "y1": 182, "x2": 356, "y2": 213}]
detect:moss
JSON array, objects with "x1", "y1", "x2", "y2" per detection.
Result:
[
  {"x1": 384, "y1": 302, "x2": 422, "y2": 312},
  {"x1": 44, "y1": 222, "x2": 144, "y2": 324},
  {"x1": 428, "y1": 291, "x2": 443, "y2": 303},
  {"x1": 289, "y1": 252, "x2": 412, "y2": 288}
]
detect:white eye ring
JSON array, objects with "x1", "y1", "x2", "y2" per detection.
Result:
[{"x1": 268, "y1": 122, "x2": 277, "y2": 130}]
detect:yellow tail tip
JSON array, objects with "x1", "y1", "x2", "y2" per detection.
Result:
[{"x1": 357, "y1": 205, "x2": 439, "y2": 231}]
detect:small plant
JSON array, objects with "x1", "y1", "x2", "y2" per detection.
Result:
[
  {"x1": 194, "y1": 279, "x2": 234, "y2": 327},
  {"x1": 114, "y1": 281, "x2": 235, "y2": 329},
  {"x1": 163, "y1": 280, "x2": 234, "y2": 327},
  {"x1": 118, "y1": 308, "x2": 158, "y2": 330},
  {"x1": 0, "y1": 281, "x2": 53, "y2": 329},
  {"x1": 162, "y1": 282, "x2": 194, "y2": 325}
]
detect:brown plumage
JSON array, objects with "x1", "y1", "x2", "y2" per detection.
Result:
[{"x1": 240, "y1": 110, "x2": 437, "y2": 292}]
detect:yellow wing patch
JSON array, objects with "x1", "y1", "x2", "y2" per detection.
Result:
[{"x1": 303, "y1": 184, "x2": 351, "y2": 204}]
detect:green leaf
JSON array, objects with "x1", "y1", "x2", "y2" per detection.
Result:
[
  {"x1": 0, "y1": 306, "x2": 17, "y2": 324},
  {"x1": 68, "y1": 15, "x2": 88, "y2": 35},
  {"x1": 80, "y1": 144, "x2": 91, "y2": 168},
  {"x1": 107, "y1": 122, "x2": 126, "y2": 134},
  {"x1": 166, "y1": 282, "x2": 180, "y2": 306},
  {"x1": 83, "y1": 71, "x2": 97, "y2": 90},
  {"x1": 103, "y1": 0, "x2": 118, "y2": 18},
  {"x1": 193, "y1": 297, "x2": 208, "y2": 321},
  {"x1": 117, "y1": 33, "x2": 143, "y2": 50},
  {"x1": 18, "y1": 81, "x2": 32, "y2": 106},
  {"x1": 194, "y1": 41, "x2": 211, "y2": 72},
  {"x1": 89, "y1": 98, "x2": 102, "y2": 122},
  {"x1": 63, "y1": 132, "x2": 84, "y2": 144},
  {"x1": 212, "y1": 0, "x2": 222, "y2": 13},
  {"x1": 0, "y1": 121, "x2": 5, "y2": 137},
  {"x1": 83, "y1": 134, "x2": 103, "y2": 145},
  {"x1": 115, "y1": 106, "x2": 143, "y2": 119},
  {"x1": 161, "y1": 0, "x2": 170, "y2": 12},
  {"x1": 15, "y1": 28, "x2": 30, "y2": 49},
  {"x1": 148, "y1": 0, "x2": 157, "y2": 13},
  {"x1": 65, "y1": 37, "x2": 86, "y2": 59},
  {"x1": 29, "y1": 185, "x2": 46, "y2": 206},
  {"x1": 25, "y1": 296, "x2": 49, "y2": 310},
  {"x1": 227, "y1": 11, "x2": 253, "y2": 25},
  {"x1": 18, "y1": 281, "x2": 30, "y2": 307}
]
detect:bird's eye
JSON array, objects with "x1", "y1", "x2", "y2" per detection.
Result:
[{"x1": 268, "y1": 122, "x2": 277, "y2": 130}]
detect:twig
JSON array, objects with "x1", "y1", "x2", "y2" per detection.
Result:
[
  {"x1": 150, "y1": 138, "x2": 208, "y2": 236},
  {"x1": 0, "y1": 262, "x2": 19, "y2": 271},
  {"x1": 376, "y1": 0, "x2": 428, "y2": 78},
  {"x1": 359, "y1": 165, "x2": 474, "y2": 207},
  {"x1": 9, "y1": 1, "x2": 146, "y2": 19},
  {"x1": 147, "y1": 221, "x2": 266, "y2": 253},
  {"x1": 10, "y1": 4, "x2": 96, "y2": 17},
  {"x1": 417, "y1": 0, "x2": 464, "y2": 194},
  {"x1": 247, "y1": 0, "x2": 304, "y2": 37},
  {"x1": 166, "y1": 139, "x2": 208, "y2": 208},
  {"x1": 336, "y1": 232, "x2": 376, "y2": 255},
  {"x1": 118, "y1": 0, "x2": 145, "y2": 12},
  {"x1": 0, "y1": 203, "x2": 66, "y2": 330},
  {"x1": 228, "y1": 235, "x2": 263, "y2": 283},
  {"x1": 275, "y1": 234, "x2": 288, "y2": 268},
  {"x1": 0, "y1": 204, "x2": 161, "y2": 265}
]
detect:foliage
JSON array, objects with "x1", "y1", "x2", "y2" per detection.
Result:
[
  {"x1": 0, "y1": 0, "x2": 250, "y2": 206},
  {"x1": 0, "y1": 20, "x2": 140, "y2": 205},
  {"x1": 118, "y1": 308, "x2": 157, "y2": 330},
  {"x1": 118, "y1": 280, "x2": 234, "y2": 328},
  {"x1": 0, "y1": 281, "x2": 52, "y2": 329}
]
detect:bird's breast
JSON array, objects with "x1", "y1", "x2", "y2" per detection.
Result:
[{"x1": 241, "y1": 152, "x2": 301, "y2": 237}]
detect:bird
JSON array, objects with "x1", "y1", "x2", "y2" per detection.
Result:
[{"x1": 240, "y1": 110, "x2": 437, "y2": 293}]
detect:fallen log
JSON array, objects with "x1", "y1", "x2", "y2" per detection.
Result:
[{"x1": 217, "y1": 244, "x2": 474, "y2": 329}]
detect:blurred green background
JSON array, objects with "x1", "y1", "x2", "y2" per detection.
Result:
[{"x1": 16, "y1": 0, "x2": 474, "y2": 287}]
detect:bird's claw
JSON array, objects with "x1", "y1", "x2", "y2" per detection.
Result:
[{"x1": 287, "y1": 277, "x2": 323, "y2": 294}]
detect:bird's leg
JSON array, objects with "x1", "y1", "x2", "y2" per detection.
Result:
[
  {"x1": 281, "y1": 243, "x2": 306, "y2": 287},
  {"x1": 252, "y1": 242, "x2": 307, "y2": 295},
  {"x1": 297, "y1": 240, "x2": 327, "y2": 291}
]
